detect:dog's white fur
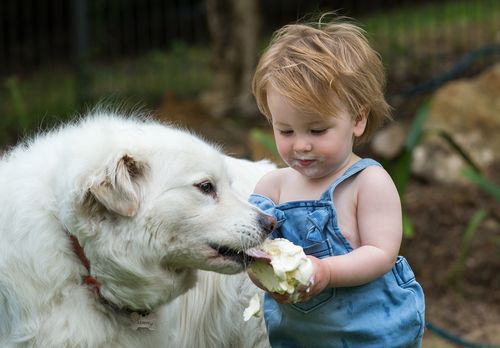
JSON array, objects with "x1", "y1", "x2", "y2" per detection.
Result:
[{"x1": 0, "y1": 112, "x2": 273, "y2": 347}]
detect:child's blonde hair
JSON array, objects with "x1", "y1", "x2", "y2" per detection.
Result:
[{"x1": 252, "y1": 16, "x2": 391, "y2": 144}]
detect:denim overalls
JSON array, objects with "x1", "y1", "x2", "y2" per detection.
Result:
[{"x1": 249, "y1": 159, "x2": 425, "y2": 348}]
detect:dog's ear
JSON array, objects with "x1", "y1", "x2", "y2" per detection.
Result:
[{"x1": 90, "y1": 154, "x2": 144, "y2": 217}]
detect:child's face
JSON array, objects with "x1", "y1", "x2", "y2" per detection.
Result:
[{"x1": 267, "y1": 87, "x2": 366, "y2": 180}]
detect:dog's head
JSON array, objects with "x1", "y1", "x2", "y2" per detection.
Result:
[{"x1": 64, "y1": 119, "x2": 275, "y2": 311}]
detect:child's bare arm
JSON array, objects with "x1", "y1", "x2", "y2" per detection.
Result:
[{"x1": 304, "y1": 166, "x2": 402, "y2": 297}]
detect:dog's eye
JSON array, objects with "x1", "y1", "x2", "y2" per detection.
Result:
[{"x1": 195, "y1": 181, "x2": 216, "y2": 197}]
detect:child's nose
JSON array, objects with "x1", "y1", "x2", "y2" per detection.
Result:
[{"x1": 293, "y1": 137, "x2": 312, "y2": 152}]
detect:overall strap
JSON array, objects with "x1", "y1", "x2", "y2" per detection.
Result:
[{"x1": 320, "y1": 158, "x2": 382, "y2": 201}]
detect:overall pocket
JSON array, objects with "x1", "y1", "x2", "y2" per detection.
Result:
[
  {"x1": 292, "y1": 239, "x2": 335, "y2": 313},
  {"x1": 392, "y1": 256, "x2": 416, "y2": 287},
  {"x1": 392, "y1": 256, "x2": 426, "y2": 343}
]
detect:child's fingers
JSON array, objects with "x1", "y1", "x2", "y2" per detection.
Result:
[{"x1": 270, "y1": 292, "x2": 291, "y2": 304}]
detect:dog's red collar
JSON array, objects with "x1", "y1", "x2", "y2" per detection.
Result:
[
  {"x1": 68, "y1": 234, "x2": 102, "y2": 292},
  {"x1": 67, "y1": 232, "x2": 153, "y2": 321}
]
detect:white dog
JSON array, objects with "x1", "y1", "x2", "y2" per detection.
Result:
[{"x1": 0, "y1": 112, "x2": 274, "y2": 347}]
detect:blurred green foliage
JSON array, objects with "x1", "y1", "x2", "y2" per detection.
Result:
[
  {"x1": 0, "y1": 0, "x2": 499, "y2": 147},
  {"x1": 0, "y1": 72, "x2": 76, "y2": 144},
  {"x1": 0, "y1": 42, "x2": 211, "y2": 146},
  {"x1": 447, "y1": 209, "x2": 489, "y2": 290},
  {"x1": 384, "y1": 102, "x2": 430, "y2": 238},
  {"x1": 362, "y1": 0, "x2": 500, "y2": 68}
]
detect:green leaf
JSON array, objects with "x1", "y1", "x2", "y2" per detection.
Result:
[
  {"x1": 402, "y1": 212, "x2": 414, "y2": 238},
  {"x1": 5, "y1": 77, "x2": 29, "y2": 130},
  {"x1": 462, "y1": 168, "x2": 500, "y2": 201},
  {"x1": 250, "y1": 128, "x2": 279, "y2": 157},
  {"x1": 448, "y1": 209, "x2": 488, "y2": 284},
  {"x1": 387, "y1": 100, "x2": 431, "y2": 198},
  {"x1": 405, "y1": 100, "x2": 430, "y2": 150},
  {"x1": 436, "y1": 130, "x2": 482, "y2": 174},
  {"x1": 389, "y1": 150, "x2": 413, "y2": 198}
]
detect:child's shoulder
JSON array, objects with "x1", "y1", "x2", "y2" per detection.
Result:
[
  {"x1": 356, "y1": 163, "x2": 398, "y2": 197},
  {"x1": 357, "y1": 162, "x2": 391, "y2": 181},
  {"x1": 253, "y1": 167, "x2": 292, "y2": 203}
]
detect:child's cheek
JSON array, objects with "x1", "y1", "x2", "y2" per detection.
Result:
[{"x1": 275, "y1": 138, "x2": 291, "y2": 161}]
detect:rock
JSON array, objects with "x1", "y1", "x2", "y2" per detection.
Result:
[
  {"x1": 411, "y1": 62, "x2": 500, "y2": 184},
  {"x1": 371, "y1": 122, "x2": 406, "y2": 160}
]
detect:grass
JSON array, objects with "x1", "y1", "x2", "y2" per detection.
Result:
[
  {"x1": 89, "y1": 42, "x2": 211, "y2": 102},
  {"x1": 0, "y1": 42, "x2": 211, "y2": 145},
  {"x1": 360, "y1": 0, "x2": 500, "y2": 79},
  {"x1": 362, "y1": 0, "x2": 500, "y2": 49},
  {"x1": 0, "y1": 71, "x2": 77, "y2": 144},
  {"x1": 363, "y1": 0, "x2": 499, "y2": 33},
  {"x1": 447, "y1": 209, "x2": 489, "y2": 290}
]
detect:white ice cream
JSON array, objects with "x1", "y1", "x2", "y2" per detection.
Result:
[
  {"x1": 248, "y1": 238, "x2": 313, "y2": 307},
  {"x1": 243, "y1": 293, "x2": 262, "y2": 321}
]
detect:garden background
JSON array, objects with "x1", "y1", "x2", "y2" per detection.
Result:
[{"x1": 1, "y1": 1, "x2": 499, "y2": 347}]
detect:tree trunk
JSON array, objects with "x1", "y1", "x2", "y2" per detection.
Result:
[{"x1": 203, "y1": 0, "x2": 260, "y2": 118}]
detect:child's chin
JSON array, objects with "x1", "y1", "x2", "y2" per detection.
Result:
[{"x1": 292, "y1": 165, "x2": 325, "y2": 179}]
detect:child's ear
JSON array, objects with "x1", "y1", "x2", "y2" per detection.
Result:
[{"x1": 353, "y1": 109, "x2": 368, "y2": 137}]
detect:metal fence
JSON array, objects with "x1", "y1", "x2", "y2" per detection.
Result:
[
  {"x1": 1, "y1": 0, "x2": 208, "y2": 77},
  {"x1": 1, "y1": 0, "x2": 500, "y2": 95}
]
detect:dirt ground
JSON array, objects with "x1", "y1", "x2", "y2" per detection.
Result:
[{"x1": 156, "y1": 95, "x2": 500, "y2": 348}]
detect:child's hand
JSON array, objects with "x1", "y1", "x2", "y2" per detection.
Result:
[
  {"x1": 246, "y1": 239, "x2": 313, "y2": 301},
  {"x1": 254, "y1": 256, "x2": 330, "y2": 304},
  {"x1": 293, "y1": 256, "x2": 330, "y2": 302}
]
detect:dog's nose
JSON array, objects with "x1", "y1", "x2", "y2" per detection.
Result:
[{"x1": 258, "y1": 213, "x2": 277, "y2": 235}]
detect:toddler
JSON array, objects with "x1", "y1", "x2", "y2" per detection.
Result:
[{"x1": 249, "y1": 16, "x2": 425, "y2": 347}]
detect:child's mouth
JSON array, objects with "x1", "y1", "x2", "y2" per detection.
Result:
[{"x1": 297, "y1": 159, "x2": 315, "y2": 167}]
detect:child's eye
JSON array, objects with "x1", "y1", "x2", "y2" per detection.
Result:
[
  {"x1": 310, "y1": 129, "x2": 327, "y2": 135},
  {"x1": 279, "y1": 130, "x2": 294, "y2": 136}
]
